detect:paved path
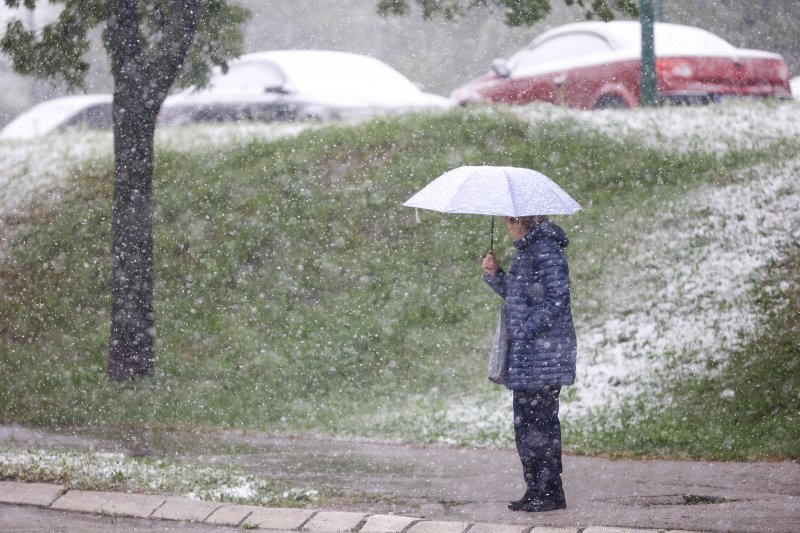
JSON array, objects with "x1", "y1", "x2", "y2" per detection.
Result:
[
  {"x1": 0, "y1": 480, "x2": 708, "y2": 533},
  {"x1": 1, "y1": 425, "x2": 798, "y2": 532}
]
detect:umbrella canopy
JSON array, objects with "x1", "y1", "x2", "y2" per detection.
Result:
[{"x1": 403, "y1": 165, "x2": 581, "y2": 216}]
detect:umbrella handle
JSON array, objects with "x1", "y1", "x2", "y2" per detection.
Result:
[{"x1": 490, "y1": 216, "x2": 494, "y2": 252}]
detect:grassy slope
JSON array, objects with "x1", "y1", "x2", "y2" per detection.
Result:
[
  {"x1": 574, "y1": 248, "x2": 800, "y2": 459},
  {"x1": 1, "y1": 108, "x2": 798, "y2": 459}
]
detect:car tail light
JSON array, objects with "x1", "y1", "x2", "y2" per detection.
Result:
[{"x1": 657, "y1": 59, "x2": 694, "y2": 78}]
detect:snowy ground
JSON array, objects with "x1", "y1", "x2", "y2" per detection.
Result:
[
  {"x1": 0, "y1": 122, "x2": 311, "y2": 217},
  {"x1": 570, "y1": 156, "x2": 800, "y2": 419},
  {"x1": 2, "y1": 101, "x2": 799, "y2": 442},
  {"x1": 0, "y1": 447, "x2": 319, "y2": 505},
  {"x1": 429, "y1": 101, "x2": 800, "y2": 442},
  {"x1": 516, "y1": 99, "x2": 800, "y2": 155},
  {"x1": 3, "y1": 102, "x2": 798, "y2": 217},
  {"x1": 523, "y1": 101, "x2": 800, "y2": 420}
]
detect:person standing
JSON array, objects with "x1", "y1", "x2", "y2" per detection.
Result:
[{"x1": 480, "y1": 215, "x2": 577, "y2": 513}]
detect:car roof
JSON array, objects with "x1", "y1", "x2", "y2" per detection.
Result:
[
  {"x1": 166, "y1": 49, "x2": 449, "y2": 110},
  {"x1": 0, "y1": 94, "x2": 112, "y2": 140},
  {"x1": 530, "y1": 21, "x2": 777, "y2": 58},
  {"x1": 233, "y1": 50, "x2": 421, "y2": 93}
]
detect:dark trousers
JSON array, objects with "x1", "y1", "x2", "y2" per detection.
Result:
[{"x1": 512, "y1": 385, "x2": 564, "y2": 499}]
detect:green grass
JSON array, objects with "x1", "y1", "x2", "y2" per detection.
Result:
[{"x1": 1, "y1": 108, "x2": 798, "y2": 459}]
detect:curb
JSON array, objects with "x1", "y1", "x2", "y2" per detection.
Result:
[{"x1": 0, "y1": 481, "x2": 705, "y2": 532}]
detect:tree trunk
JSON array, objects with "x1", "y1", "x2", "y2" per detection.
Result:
[
  {"x1": 106, "y1": 0, "x2": 200, "y2": 380},
  {"x1": 108, "y1": 93, "x2": 158, "y2": 380}
]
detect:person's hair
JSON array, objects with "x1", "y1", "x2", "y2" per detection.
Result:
[{"x1": 515, "y1": 215, "x2": 547, "y2": 231}]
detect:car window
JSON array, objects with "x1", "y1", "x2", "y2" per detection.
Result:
[
  {"x1": 85, "y1": 104, "x2": 113, "y2": 129},
  {"x1": 210, "y1": 62, "x2": 287, "y2": 92},
  {"x1": 58, "y1": 103, "x2": 113, "y2": 132},
  {"x1": 511, "y1": 33, "x2": 613, "y2": 69}
]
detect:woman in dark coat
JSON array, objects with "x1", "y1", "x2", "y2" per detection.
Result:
[{"x1": 481, "y1": 215, "x2": 577, "y2": 513}]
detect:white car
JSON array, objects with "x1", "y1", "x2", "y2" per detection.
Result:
[
  {"x1": 791, "y1": 76, "x2": 800, "y2": 98},
  {"x1": 159, "y1": 50, "x2": 451, "y2": 125},
  {"x1": 0, "y1": 94, "x2": 113, "y2": 140}
]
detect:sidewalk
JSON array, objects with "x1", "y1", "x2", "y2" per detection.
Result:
[
  {"x1": 1, "y1": 425, "x2": 798, "y2": 532},
  {"x1": 0, "y1": 480, "x2": 699, "y2": 533}
]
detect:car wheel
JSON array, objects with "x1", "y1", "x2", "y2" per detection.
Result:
[{"x1": 593, "y1": 94, "x2": 629, "y2": 110}]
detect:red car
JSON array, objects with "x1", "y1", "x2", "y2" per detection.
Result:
[{"x1": 451, "y1": 21, "x2": 792, "y2": 109}]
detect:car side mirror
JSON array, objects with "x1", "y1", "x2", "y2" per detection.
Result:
[{"x1": 491, "y1": 59, "x2": 511, "y2": 78}]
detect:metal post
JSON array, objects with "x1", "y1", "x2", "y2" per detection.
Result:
[{"x1": 640, "y1": 0, "x2": 657, "y2": 106}]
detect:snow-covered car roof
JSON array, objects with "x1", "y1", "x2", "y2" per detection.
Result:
[
  {"x1": 165, "y1": 50, "x2": 450, "y2": 115},
  {"x1": 0, "y1": 94, "x2": 113, "y2": 141},
  {"x1": 525, "y1": 21, "x2": 782, "y2": 60},
  {"x1": 504, "y1": 21, "x2": 785, "y2": 81}
]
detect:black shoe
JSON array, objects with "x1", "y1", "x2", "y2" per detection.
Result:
[
  {"x1": 507, "y1": 490, "x2": 536, "y2": 511},
  {"x1": 520, "y1": 495, "x2": 567, "y2": 513}
]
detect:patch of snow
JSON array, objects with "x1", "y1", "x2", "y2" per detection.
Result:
[
  {"x1": 514, "y1": 100, "x2": 800, "y2": 155},
  {"x1": 418, "y1": 104, "x2": 800, "y2": 439},
  {"x1": 422, "y1": 155, "x2": 800, "y2": 442},
  {"x1": 0, "y1": 131, "x2": 113, "y2": 217},
  {"x1": 570, "y1": 156, "x2": 800, "y2": 417},
  {"x1": 0, "y1": 123, "x2": 312, "y2": 218},
  {"x1": 0, "y1": 447, "x2": 318, "y2": 505}
]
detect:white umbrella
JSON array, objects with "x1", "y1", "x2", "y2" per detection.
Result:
[{"x1": 403, "y1": 165, "x2": 581, "y2": 249}]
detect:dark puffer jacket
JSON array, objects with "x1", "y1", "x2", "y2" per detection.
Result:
[{"x1": 484, "y1": 220, "x2": 577, "y2": 390}]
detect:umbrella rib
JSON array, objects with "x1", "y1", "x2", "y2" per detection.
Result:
[{"x1": 504, "y1": 168, "x2": 518, "y2": 216}]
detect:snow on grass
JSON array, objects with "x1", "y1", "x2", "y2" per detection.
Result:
[
  {"x1": 154, "y1": 121, "x2": 313, "y2": 156},
  {"x1": 0, "y1": 446, "x2": 320, "y2": 505},
  {"x1": 5, "y1": 101, "x2": 796, "y2": 217},
  {"x1": 0, "y1": 131, "x2": 112, "y2": 218},
  {"x1": 2, "y1": 102, "x2": 797, "y2": 447},
  {"x1": 407, "y1": 153, "x2": 800, "y2": 447},
  {"x1": 0, "y1": 122, "x2": 314, "y2": 218},
  {"x1": 390, "y1": 102, "x2": 800, "y2": 445},
  {"x1": 515, "y1": 99, "x2": 800, "y2": 155},
  {"x1": 569, "y1": 156, "x2": 800, "y2": 419}
]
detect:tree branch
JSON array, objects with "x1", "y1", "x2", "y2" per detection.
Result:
[
  {"x1": 148, "y1": 0, "x2": 200, "y2": 99},
  {"x1": 378, "y1": 0, "x2": 638, "y2": 26}
]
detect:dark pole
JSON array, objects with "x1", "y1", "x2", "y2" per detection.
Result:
[
  {"x1": 640, "y1": 0, "x2": 657, "y2": 106},
  {"x1": 490, "y1": 216, "x2": 495, "y2": 252}
]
